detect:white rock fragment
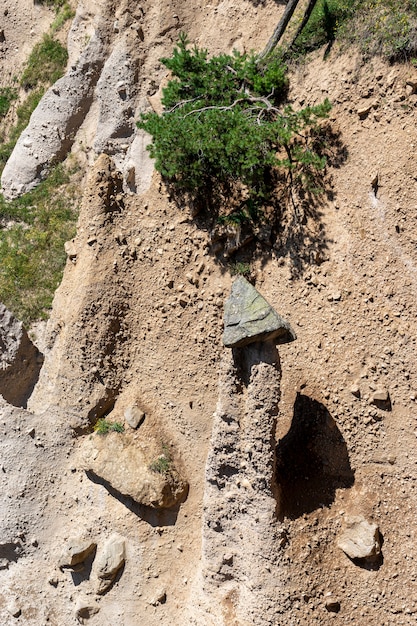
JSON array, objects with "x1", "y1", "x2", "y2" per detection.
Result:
[
  {"x1": 124, "y1": 405, "x2": 145, "y2": 429},
  {"x1": 94, "y1": 535, "x2": 126, "y2": 595},
  {"x1": 337, "y1": 515, "x2": 381, "y2": 560}
]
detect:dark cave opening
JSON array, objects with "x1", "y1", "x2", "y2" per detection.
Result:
[{"x1": 276, "y1": 393, "x2": 354, "y2": 519}]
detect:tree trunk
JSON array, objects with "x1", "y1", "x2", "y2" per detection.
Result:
[
  {"x1": 258, "y1": 0, "x2": 301, "y2": 61},
  {"x1": 290, "y1": 0, "x2": 319, "y2": 48}
]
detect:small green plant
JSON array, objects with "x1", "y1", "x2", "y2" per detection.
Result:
[
  {"x1": 20, "y1": 34, "x2": 68, "y2": 90},
  {"x1": 0, "y1": 88, "x2": 17, "y2": 119},
  {"x1": 94, "y1": 419, "x2": 125, "y2": 435},
  {"x1": 149, "y1": 444, "x2": 172, "y2": 474},
  {"x1": 51, "y1": 2, "x2": 75, "y2": 34},
  {"x1": 230, "y1": 261, "x2": 251, "y2": 277}
]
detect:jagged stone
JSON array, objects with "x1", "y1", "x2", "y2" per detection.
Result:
[
  {"x1": 370, "y1": 388, "x2": 391, "y2": 410},
  {"x1": 59, "y1": 537, "x2": 97, "y2": 569},
  {"x1": 337, "y1": 515, "x2": 381, "y2": 560},
  {"x1": 325, "y1": 596, "x2": 341, "y2": 612},
  {"x1": 124, "y1": 405, "x2": 145, "y2": 429},
  {"x1": 223, "y1": 276, "x2": 296, "y2": 348},
  {"x1": 94, "y1": 535, "x2": 125, "y2": 595},
  {"x1": 0, "y1": 303, "x2": 43, "y2": 408}
]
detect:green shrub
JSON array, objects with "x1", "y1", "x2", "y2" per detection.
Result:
[
  {"x1": 94, "y1": 419, "x2": 125, "y2": 435},
  {"x1": 21, "y1": 34, "x2": 68, "y2": 90},
  {"x1": 138, "y1": 35, "x2": 330, "y2": 223},
  {"x1": 290, "y1": 0, "x2": 417, "y2": 62},
  {"x1": 230, "y1": 261, "x2": 251, "y2": 277},
  {"x1": 51, "y1": 3, "x2": 75, "y2": 34},
  {"x1": 35, "y1": 0, "x2": 68, "y2": 11},
  {"x1": 345, "y1": 0, "x2": 417, "y2": 61},
  {"x1": 291, "y1": 0, "x2": 355, "y2": 56}
]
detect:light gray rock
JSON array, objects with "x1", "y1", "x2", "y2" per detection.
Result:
[
  {"x1": 1, "y1": 32, "x2": 107, "y2": 199},
  {"x1": 124, "y1": 405, "x2": 145, "y2": 429},
  {"x1": 223, "y1": 276, "x2": 296, "y2": 348},
  {"x1": 7, "y1": 599, "x2": 21, "y2": 618},
  {"x1": 350, "y1": 382, "x2": 361, "y2": 398},
  {"x1": 123, "y1": 130, "x2": 154, "y2": 194},
  {"x1": 324, "y1": 596, "x2": 340, "y2": 612},
  {"x1": 337, "y1": 515, "x2": 381, "y2": 560},
  {"x1": 370, "y1": 388, "x2": 391, "y2": 410},
  {"x1": 59, "y1": 537, "x2": 97, "y2": 569},
  {"x1": 93, "y1": 42, "x2": 137, "y2": 160},
  {"x1": 0, "y1": 303, "x2": 43, "y2": 408},
  {"x1": 149, "y1": 588, "x2": 167, "y2": 606},
  {"x1": 94, "y1": 535, "x2": 125, "y2": 595}
]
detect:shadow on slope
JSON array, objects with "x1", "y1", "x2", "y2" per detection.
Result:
[{"x1": 168, "y1": 123, "x2": 348, "y2": 280}]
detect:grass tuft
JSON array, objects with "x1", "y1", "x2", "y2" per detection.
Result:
[
  {"x1": 94, "y1": 419, "x2": 125, "y2": 435},
  {"x1": 0, "y1": 164, "x2": 79, "y2": 325},
  {"x1": 149, "y1": 444, "x2": 173, "y2": 474},
  {"x1": 21, "y1": 34, "x2": 68, "y2": 91}
]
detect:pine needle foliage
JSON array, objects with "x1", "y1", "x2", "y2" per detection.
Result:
[{"x1": 138, "y1": 34, "x2": 331, "y2": 221}]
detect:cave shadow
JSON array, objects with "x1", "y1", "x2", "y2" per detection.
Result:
[
  {"x1": 85, "y1": 471, "x2": 187, "y2": 527},
  {"x1": 69, "y1": 547, "x2": 97, "y2": 586},
  {"x1": 276, "y1": 393, "x2": 354, "y2": 520}
]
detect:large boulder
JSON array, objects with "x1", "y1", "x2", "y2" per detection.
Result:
[
  {"x1": 223, "y1": 276, "x2": 296, "y2": 348},
  {"x1": 80, "y1": 431, "x2": 188, "y2": 509}
]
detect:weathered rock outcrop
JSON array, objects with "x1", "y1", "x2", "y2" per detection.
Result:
[
  {"x1": 200, "y1": 342, "x2": 289, "y2": 625},
  {"x1": 93, "y1": 41, "x2": 138, "y2": 160},
  {"x1": 81, "y1": 431, "x2": 188, "y2": 509},
  {"x1": 1, "y1": 31, "x2": 108, "y2": 199},
  {"x1": 199, "y1": 281, "x2": 296, "y2": 624},
  {"x1": 0, "y1": 303, "x2": 43, "y2": 407}
]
